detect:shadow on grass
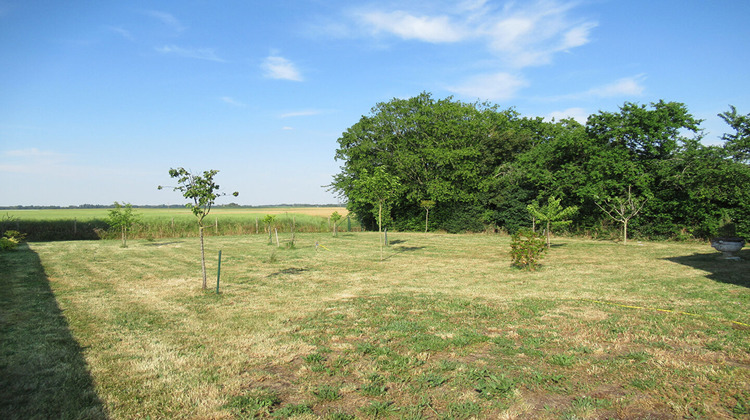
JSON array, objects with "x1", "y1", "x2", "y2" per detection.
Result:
[
  {"x1": 381, "y1": 245, "x2": 426, "y2": 261},
  {"x1": 143, "y1": 240, "x2": 184, "y2": 247},
  {"x1": 0, "y1": 244, "x2": 108, "y2": 419},
  {"x1": 268, "y1": 267, "x2": 309, "y2": 277},
  {"x1": 666, "y1": 247, "x2": 750, "y2": 288}
]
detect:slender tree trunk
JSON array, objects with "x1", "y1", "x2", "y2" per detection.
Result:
[
  {"x1": 623, "y1": 219, "x2": 628, "y2": 245},
  {"x1": 121, "y1": 226, "x2": 126, "y2": 247},
  {"x1": 378, "y1": 201, "x2": 383, "y2": 261},
  {"x1": 425, "y1": 209, "x2": 429, "y2": 233},
  {"x1": 546, "y1": 220, "x2": 551, "y2": 248},
  {"x1": 199, "y1": 225, "x2": 207, "y2": 289}
]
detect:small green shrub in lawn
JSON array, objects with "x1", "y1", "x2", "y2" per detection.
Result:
[
  {"x1": 1, "y1": 230, "x2": 26, "y2": 251},
  {"x1": 509, "y1": 228, "x2": 546, "y2": 270}
]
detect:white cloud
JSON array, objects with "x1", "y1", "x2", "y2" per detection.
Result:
[
  {"x1": 156, "y1": 45, "x2": 226, "y2": 62},
  {"x1": 480, "y1": 2, "x2": 597, "y2": 67},
  {"x1": 586, "y1": 74, "x2": 646, "y2": 97},
  {"x1": 346, "y1": 1, "x2": 596, "y2": 68},
  {"x1": 0, "y1": 148, "x2": 70, "y2": 174},
  {"x1": 221, "y1": 97, "x2": 246, "y2": 107},
  {"x1": 545, "y1": 107, "x2": 589, "y2": 124},
  {"x1": 144, "y1": 10, "x2": 185, "y2": 32},
  {"x1": 106, "y1": 25, "x2": 134, "y2": 41},
  {"x1": 261, "y1": 55, "x2": 303, "y2": 81},
  {"x1": 282, "y1": 126, "x2": 294, "y2": 131},
  {"x1": 543, "y1": 74, "x2": 647, "y2": 102},
  {"x1": 448, "y1": 72, "x2": 528, "y2": 102},
  {"x1": 357, "y1": 10, "x2": 466, "y2": 43},
  {"x1": 280, "y1": 110, "x2": 322, "y2": 118}
]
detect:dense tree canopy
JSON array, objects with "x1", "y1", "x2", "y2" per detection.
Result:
[{"x1": 331, "y1": 93, "x2": 750, "y2": 240}]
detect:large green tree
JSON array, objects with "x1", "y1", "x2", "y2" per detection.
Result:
[
  {"x1": 331, "y1": 92, "x2": 526, "y2": 232},
  {"x1": 718, "y1": 105, "x2": 750, "y2": 163},
  {"x1": 159, "y1": 168, "x2": 238, "y2": 289},
  {"x1": 332, "y1": 93, "x2": 746, "y2": 240}
]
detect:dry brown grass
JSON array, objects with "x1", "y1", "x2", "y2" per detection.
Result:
[{"x1": 3, "y1": 232, "x2": 748, "y2": 419}]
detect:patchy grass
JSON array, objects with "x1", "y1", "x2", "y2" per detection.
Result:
[{"x1": 2, "y1": 232, "x2": 748, "y2": 419}]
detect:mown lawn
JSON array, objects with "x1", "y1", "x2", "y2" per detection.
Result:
[{"x1": 1, "y1": 232, "x2": 748, "y2": 419}]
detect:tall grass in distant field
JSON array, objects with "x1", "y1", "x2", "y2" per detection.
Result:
[{"x1": 1, "y1": 208, "x2": 359, "y2": 241}]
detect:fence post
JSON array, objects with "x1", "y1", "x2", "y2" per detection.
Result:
[{"x1": 216, "y1": 250, "x2": 222, "y2": 294}]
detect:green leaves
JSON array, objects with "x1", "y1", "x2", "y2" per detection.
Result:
[
  {"x1": 107, "y1": 202, "x2": 141, "y2": 247},
  {"x1": 719, "y1": 105, "x2": 750, "y2": 163},
  {"x1": 509, "y1": 229, "x2": 546, "y2": 270},
  {"x1": 331, "y1": 92, "x2": 749, "y2": 239},
  {"x1": 353, "y1": 166, "x2": 403, "y2": 233},
  {"x1": 107, "y1": 202, "x2": 140, "y2": 229},
  {"x1": 160, "y1": 167, "x2": 238, "y2": 288},
  {"x1": 527, "y1": 196, "x2": 578, "y2": 247},
  {"x1": 162, "y1": 168, "x2": 238, "y2": 224}
]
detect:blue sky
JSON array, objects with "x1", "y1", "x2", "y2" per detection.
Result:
[{"x1": 1, "y1": 0, "x2": 748, "y2": 206}]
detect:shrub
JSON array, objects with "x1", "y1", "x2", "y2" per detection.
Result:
[
  {"x1": 1, "y1": 230, "x2": 26, "y2": 251},
  {"x1": 509, "y1": 229, "x2": 546, "y2": 270}
]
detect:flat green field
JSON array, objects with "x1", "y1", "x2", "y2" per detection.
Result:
[
  {"x1": 1, "y1": 233, "x2": 748, "y2": 419},
  {"x1": 2, "y1": 206, "x2": 348, "y2": 221}
]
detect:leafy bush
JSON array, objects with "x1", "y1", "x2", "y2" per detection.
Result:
[
  {"x1": 509, "y1": 229, "x2": 546, "y2": 270},
  {"x1": 1, "y1": 230, "x2": 26, "y2": 251}
]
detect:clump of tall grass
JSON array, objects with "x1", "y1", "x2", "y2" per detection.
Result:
[{"x1": 9, "y1": 213, "x2": 361, "y2": 241}]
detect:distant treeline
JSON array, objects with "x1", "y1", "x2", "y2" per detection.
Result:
[{"x1": 0, "y1": 203, "x2": 344, "y2": 210}]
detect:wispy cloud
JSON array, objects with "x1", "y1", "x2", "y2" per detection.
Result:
[
  {"x1": 279, "y1": 110, "x2": 322, "y2": 118},
  {"x1": 545, "y1": 74, "x2": 647, "y2": 102},
  {"x1": 0, "y1": 148, "x2": 69, "y2": 174},
  {"x1": 261, "y1": 55, "x2": 303, "y2": 81},
  {"x1": 221, "y1": 96, "x2": 246, "y2": 107},
  {"x1": 144, "y1": 10, "x2": 185, "y2": 32},
  {"x1": 447, "y1": 72, "x2": 528, "y2": 102},
  {"x1": 348, "y1": 0, "x2": 596, "y2": 68},
  {"x1": 480, "y1": 1, "x2": 598, "y2": 68},
  {"x1": 357, "y1": 10, "x2": 466, "y2": 43},
  {"x1": 585, "y1": 74, "x2": 646, "y2": 97},
  {"x1": 545, "y1": 107, "x2": 589, "y2": 124},
  {"x1": 106, "y1": 25, "x2": 134, "y2": 41},
  {"x1": 156, "y1": 45, "x2": 226, "y2": 62},
  {"x1": 4, "y1": 148, "x2": 58, "y2": 158}
]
